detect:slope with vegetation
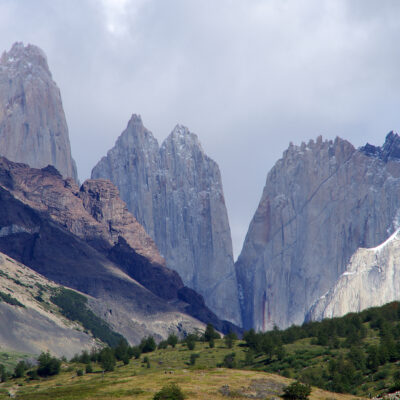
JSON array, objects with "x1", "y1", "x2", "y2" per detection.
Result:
[{"x1": 4, "y1": 301, "x2": 400, "y2": 398}]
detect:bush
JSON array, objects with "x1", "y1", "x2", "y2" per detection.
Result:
[
  {"x1": 85, "y1": 364, "x2": 93, "y2": 373},
  {"x1": 224, "y1": 332, "x2": 237, "y2": 349},
  {"x1": 37, "y1": 352, "x2": 61, "y2": 377},
  {"x1": 140, "y1": 336, "x2": 156, "y2": 353},
  {"x1": 76, "y1": 369, "x2": 83, "y2": 376},
  {"x1": 153, "y1": 383, "x2": 186, "y2": 400},
  {"x1": 205, "y1": 324, "x2": 220, "y2": 341},
  {"x1": 99, "y1": 347, "x2": 116, "y2": 372},
  {"x1": 223, "y1": 353, "x2": 236, "y2": 369},
  {"x1": 129, "y1": 346, "x2": 141, "y2": 359},
  {"x1": 158, "y1": 340, "x2": 168, "y2": 350},
  {"x1": 283, "y1": 381, "x2": 312, "y2": 400},
  {"x1": 167, "y1": 334, "x2": 178, "y2": 348},
  {"x1": 190, "y1": 353, "x2": 199, "y2": 365},
  {"x1": 0, "y1": 291, "x2": 25, "y2": 307},
  {"x1": 14, "y1": 361, "x2": 27, "y2": 378}
]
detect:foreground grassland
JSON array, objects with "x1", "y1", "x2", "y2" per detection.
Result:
[{"x1": 0, "y1": 341, "x2": 362, "y2": 400}]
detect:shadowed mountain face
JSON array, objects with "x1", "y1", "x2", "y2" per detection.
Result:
[
  {"x1": 0, "y1": 43, "x2": 77, "y2": 181},
  {"x1": 92, "y1": 115, "x2": 241, "y2": 326},
  {"x1": 0, "y1": 157, "x2": 241, "y2": 341},
  {"x1": 236, "y1": 133, "x2": 400, "y2": 331}
]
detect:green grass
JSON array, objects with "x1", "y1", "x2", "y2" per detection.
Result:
[
  {"x1": 0, "y1": 341, "x2": 360, "y2": 400},
  {"x1": 0, "y1": 350, "x2": 34, "y2": 372}
]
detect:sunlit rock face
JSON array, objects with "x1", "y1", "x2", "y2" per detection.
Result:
[
  {"x1": 92, "y1": 115, "x2": 241, "y2": 326},
  {"x1": 0, "y1": 42, "x2": 77, "y2": 180},
  {"x1": 308, "y1": 229, "x2": 400, "y2": 321},
  {"x1": 236, "y1": 132, "x2": 400, "y2": 331}
]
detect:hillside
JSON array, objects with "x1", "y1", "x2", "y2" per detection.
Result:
[
  {"x1": 0, "y1": 340, "x2": 360, "y2": 400},
  {"x1": 0, "y1": 251, "x2": 100, "y2": 358}
]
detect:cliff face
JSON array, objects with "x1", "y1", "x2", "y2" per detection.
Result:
[
  {"x1": 0, "y1": 42, "x2": 77, "y2": 180},
  {"x1": 92, "y1": 115, "x2": 241, "y2": 326},
  {"x1": 236, "y1": 133, "x2": 400, "y2": 330},
  {"x1": 0, "y1": 156, "x2": 240, "y2": 341},
  {"x1": 307, "y1": 228, "x2": 400, "y2": 321}
]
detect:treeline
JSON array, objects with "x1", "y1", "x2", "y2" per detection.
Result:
[
  {"x1": 50, "y1": 288, "x2": 124, "y2": 347},
  {"x1": 241, "y1": 302, "x2": 400, "y2": 394}
]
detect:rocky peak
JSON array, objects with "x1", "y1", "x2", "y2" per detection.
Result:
[
  {"x1": 360, "y1": 131, "x2": 400, "y2": 163},
  {"x1": 0, "y1": 42, "x2": 49, "y2": 76},
  {"x1": 0, "y1": 42, "x2": 78, "y2": 181},
  {"x1": 236, "y1": 133, "x2": 400, "y2": 331},
  {"x1": 92, "y1": 116, "x2": 242, "y2": 326}
]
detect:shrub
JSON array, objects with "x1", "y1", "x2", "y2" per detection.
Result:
[
  {"x1": 224, "y1": 332, "x2": 237, "y2": 349},
  {"x1": 14, "y1": 361, "x2": 27, "y2": 378},
  {"x1": 190, "y1": 353, "x2": 199, "y2": 365},
  {"x1": 0, "y1": 291, "x2": 25, "y2": 307},
  {"x1": 204, "y1": 324, "x2": 220, "y2": 341},
  {"x1": 283, "y1": 381, "x2": 312, "y2": 400},
  {"x1": 85, "y1": 364, "x2": 93, "y2": 373},
  {"x1": 223, "y1": 353, "x2": 236, "y2": 369},
  {"x1": 153, "y1": 383, "x2": 186, "y2": 400},
  {"x1": 158, "y1": 340, "x2": 168, "y2": 350},
  {"x1": 99, "y1": 347, "x2": 116, "y2": 372},
  {"x1": 167, "y1": 334, "x2": 178, "y2": 348},
  {"x1": 37, "y1": 352, "x2": 61, "y2": 377},
  {"x1": 76, "y1": 369, "x2": 83, "y2": 376},
  {"x1": 140, "y1": 336, "x2": 156, "y2": 353},
  {"x1": 129, "y1": 346, "x2": 141, "y2": 359}
]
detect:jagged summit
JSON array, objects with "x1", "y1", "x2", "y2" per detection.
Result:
[
  {"x1": 92, "y1": 115, "x2": 241, "y2": 326},
  {"x1": 0, "y1": 42, "x2": 78, "y2": 181},
  {"x1": 360, "y1": 131, "x2": 400, "y2": 162},
  {"x1": 236, "y1": 131, "x2": 400, "y2": 331},
  {"x1": 0, "y1": 42, "x2": 49, "y2": 74}
]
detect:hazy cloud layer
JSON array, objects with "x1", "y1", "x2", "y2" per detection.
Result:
[{"x1": 1, "y1": 0, "x2": 400, "y2": 256}]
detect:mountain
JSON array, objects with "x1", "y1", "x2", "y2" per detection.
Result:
[
  {"x1": 0, "y1": 42, "x2": 77, "y2": 181},
  {"x1": 0, "y1": 156, "x2": 240, "y2": 343},
  {"x1": 92, "y1": 115, "x2": 241, "y2": 326},
  {"x1": 236, "y1": 133, "x2": 400, "y2": 330},
  {"x1": 0, "y1": 251, "x2": 99, "y2": 358}
]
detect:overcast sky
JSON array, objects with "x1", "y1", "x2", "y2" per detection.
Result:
[{"x1": 1, "y1": 0, "x2": 400, "y2": 257}]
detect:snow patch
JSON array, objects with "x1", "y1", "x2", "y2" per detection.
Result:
[{"x1": 370, "y1": 228, "x2": 400, "y2": 253}]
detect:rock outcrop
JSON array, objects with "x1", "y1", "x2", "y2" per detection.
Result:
[
  {"x1": 0, "y1": 156, "x2": 240, "y2": 342},
  {"x1": 236, "y1": 133, "x2": 400, "y2": 331},
  {"x1": 92, "y1": 115, "x2": 241, "y2": 326},
  {"x1": 308, "y1": 228, "x2": 400, "y2": 321},
  {"x1": 0, "y1": 42, "x2": 77, "y2": 180}
]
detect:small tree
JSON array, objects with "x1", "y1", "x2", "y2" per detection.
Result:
[
  {"x1": 85, "y1": 363, "x2": 93, "y2": 373},
  {"x1": 190, "y1": 353, "x2": 199, "y2": 365},
  {"x1": 140, "y1": 336, "x2": 156, "y2": 353},
  {"x1": 204, "y1": 324, "x2": 220, "y2": 342},
  {"x1": 223, "y1": 353, "x2": 236, "y2": 369},
  {"x1": 99, "y1": 347, "x2": 116, "y2": 372},
  {"x1": 37, "y1": 352, "x2": 61, "y2": 377},
  {"x1": 283, "y1": 381, "x2": 311, "y2": 400},
  {"x1": 0, "y1": 364, "x2": 8, "y2": 382},
  {"x1": 114, "y1": 339, "x2": 129, "y2": 361},
  {"x1": 153, "y1": 383, "x2": 186, "y2": 400},
  {"x1": 209, "y1": 337, "x2": 215, "y2": 348},
  {"x1": 14, "y1": 360, "x2": 27, "y2": 378},
  {"x1": 224, "y1": 332, "x2": 237, "y2": 349},
  {"x1": 167, "y1": 334, "x2": 178, "y2": 348}
]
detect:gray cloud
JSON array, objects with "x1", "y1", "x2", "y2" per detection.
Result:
[{"x1": 1, "y1": 0, "x2": 400, "y2": 257}]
